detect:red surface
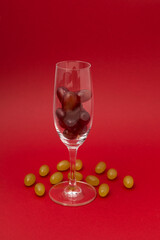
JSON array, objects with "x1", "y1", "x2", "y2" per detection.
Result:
[{"x1": 0, "y1": 0, "x2": 160, "y2": 239}]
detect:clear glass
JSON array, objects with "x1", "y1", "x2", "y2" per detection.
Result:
[{"x1": 49, "y1": 60, "x2": 96, "y2": 206}]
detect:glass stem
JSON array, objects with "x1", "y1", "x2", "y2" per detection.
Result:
[{"x1": 68, "y1": 147, "x2": 78, "y2": 188}]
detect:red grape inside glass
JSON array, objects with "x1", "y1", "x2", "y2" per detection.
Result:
[{"x1": 49, "y1": 61, "x2": 96, "y2": 206}]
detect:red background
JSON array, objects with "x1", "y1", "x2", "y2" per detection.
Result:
[{"x1": 0, "y1": 0, "x2": 160, "y2": 239}]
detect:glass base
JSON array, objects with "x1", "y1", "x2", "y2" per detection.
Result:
[{"x1": 49, "y1": 181, "x2": 97, "y2": 206}]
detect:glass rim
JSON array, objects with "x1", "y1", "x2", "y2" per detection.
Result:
[{"x1": 56, "y1": 60, "x2": 91, "y2": 70}]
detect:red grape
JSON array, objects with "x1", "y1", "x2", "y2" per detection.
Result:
[
  {"x1": 63, "y1": 106, "x2": 81, "y2": 130},
  {"x1": 77, "y1": 89, "x2": 92, "y2": 103},
  {"x1": 79, "y1": 110, "x2": 90, "y2": 126},
  {"x1": 63, "y1": 129, "x2": 77, "y2": 139},
  {"x1": 57, "y1": 87, "x2": 68, "y2": 103},
  {"x1": 62, "y1": 91, "x2": 79, "y2": 111},
  {"x1": 56, "y1": 108, "x2": 65, "y2": 120}
]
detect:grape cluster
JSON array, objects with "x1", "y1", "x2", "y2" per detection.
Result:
[
  {"x1": 24, "y1": 160, "x2": 134, "y2": 198},
  {"x1": 56, "y1": 87, "x2": 92, "y2": 139}
]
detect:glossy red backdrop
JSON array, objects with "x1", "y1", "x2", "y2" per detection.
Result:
[{"x1": 0, "y1": 0, "x2": 160, "y2": 239}]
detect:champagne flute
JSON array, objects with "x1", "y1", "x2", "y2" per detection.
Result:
[{"x1": 49, "y1": 60, "x2": 96, "y2": 206}]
